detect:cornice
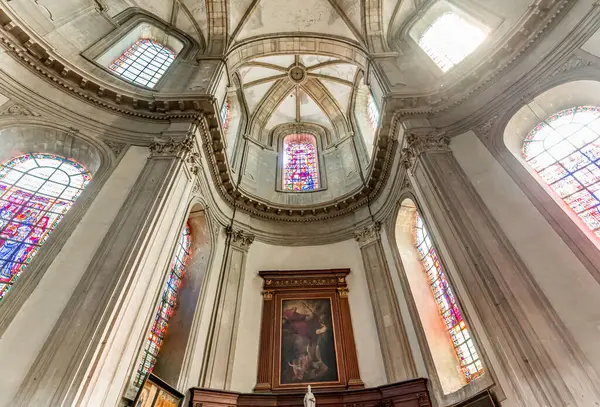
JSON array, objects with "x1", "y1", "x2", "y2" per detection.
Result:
[
  {"x1": 0, "y1": 7, "x2": 214, "y2": 121},
  {"x1": 384, "y1": 0, "x2": 578, "y2": 116}
]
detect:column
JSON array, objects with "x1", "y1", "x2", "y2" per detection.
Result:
[
  {"x1": 200, "y1": 227, "x2": 254, "y2": 390},
  {"x1": 254, "y1": 287, "x2": 274, "y2": 392},
  {"x1": 354, "y1": 222, "x2": 417, "y2": 383},
  {"x1": 12, "y1": 134, "x2": 197, "y2": 407},
  {"x1": 404, "y1": 129, "x2": 600, "y2": 407}
]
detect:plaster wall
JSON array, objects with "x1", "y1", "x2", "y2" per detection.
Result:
[
  {"x1": 230, "y1": 239, "x2": 387, "y2": 392},
  {"x1": 451, "y1": 131, "x2": 600, "y2": 374},
  {"x1": 0, "y1": 146, "x2": 148, "y2": 407}
]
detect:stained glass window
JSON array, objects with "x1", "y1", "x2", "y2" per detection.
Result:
[
  {"x1": 109, "y1": 39, "x2": 176, "y2": 89},
  {"x1": 413, "y1": 212, "x2": 483, "y2": 382},
  {"x1": 523, "y1": 106, "x2": 600, "y2": 237},
  {"x1": 419, "y1": 13, "x2": 487, "y2": 72},
  {"x1": 134, "y1": 223, "x2": 191, "y2": 388},
  {"x1": 282, "y1": 133, "x2": 320, "y2": 191},
  {"x1": 0, "y1": 153, "x2": 91, "y2": 301},
  {"x1": 221, "y1": 99, "x2": 231, "y2": 131},
  {"x1": 367, "y1": 93, "x2": 380, "y2": 131}
]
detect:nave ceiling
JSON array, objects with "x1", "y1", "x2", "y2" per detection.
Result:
[{"x1": 0, "y1": 0, "x2": 584, "y2": 223}]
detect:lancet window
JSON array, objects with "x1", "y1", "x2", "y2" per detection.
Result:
[
  {"x1": 221, "y1": 99, "x2": 231, "y2": 131},
  {"x1": 134, "y1": 223, "x2": 192, "y2": 387},
  {"x1": 418, "y1": 12, "x2": 487, "y2": 72},
  {"x1": 0, "y1": 153, "x2": 91, "y2": 300},
  {"x1": 109, "y1": 39, "x2": 176, "y2": 88},
  {"x1": 282, "y1": 133, "x2": 320, "y2": 191},
  {"x1": 413, "y1": 212, "x2": 483, "y2": 382},
  {"x1": 367, "y1": 93, "x2": 380, "y2": 132},
  {"x1": 523, "y1": 106, "x2": 600, "y2": 237}
]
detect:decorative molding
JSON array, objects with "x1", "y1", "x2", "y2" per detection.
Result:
[
  {"x1": 102, "y1": 139, "x2": 127, "y2": 157},
  {"x1": 473, "y1": 116, "x2": 499, "y2": 141},
  {"x1": 400, "y1": 130, "x2": 449, "y2": 170},
  {"x1": 0, "y1": 101, "x2": 40, "y2": 117},
  {"x1": 149, "y1": 134, "x2": 195, "y2": 158},
  {"x1": 354, "y1": 222, "x2": 382, "y2": 247},
  {"x1": 226, "y1": 226, "x2": 255, "y2": 251}
]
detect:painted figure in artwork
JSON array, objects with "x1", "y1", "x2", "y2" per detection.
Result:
[
  {"x1": 304, "y1": 384, "x2": 316, "y2": 407},
  {"x1": 281, "y1": 299, "x2": 338, "y2": 384}
]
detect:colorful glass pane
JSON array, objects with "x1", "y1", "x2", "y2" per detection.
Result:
[
  {"x1": 418, "y1": 13, "x2": 487, "y2": 72},
  {"x1": 523, "y1": 106, "x2": 600, "y2": 236},
  {"x1": 109, "y1": 39, "x2": 176, "y2": 89},
  {"x1": 367, "y1": 93, "x2": 380, "y2": 131},
  {"x1": 134, "y1": 223, "x2": 191, "y2": 388},
  {"x1": 221, "y1": 99, "x2": 231, "y2": 131},
  {"x1": 0, "y1": 153, "x2": 91, "y2": 300},
  {"x1": 413, "y1": 212, "x2": 483, "y2": 382},
  {"x1": 282, "y1": 133, "x2": 320, "y2": 191}
]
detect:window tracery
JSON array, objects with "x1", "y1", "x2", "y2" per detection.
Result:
[
  {"x1": 418, "y1": 12, "x2": 487, "y2": 72},
  {"x1": 523, "y1": 106, "x2": 600, "y2": 237},
  {"x1": 413, "y1": 212, "x2": 483, "y2": 382},
  {"x1": 109, "y1": 39, "x2": 176, "y2": 88},
  {"x1": 134, "y1": 223, "x2": 191, "y2": 387},
  {"x1": 282, "y1": 133, "x2": 320, "y2": 191},
  {"x1": 0, "y1": 153, "x2": 91, "y2": 300}
]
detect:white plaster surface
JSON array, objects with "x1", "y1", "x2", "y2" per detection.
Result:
[
  {"x1": 451, "y1": 131, "x2": 600, "y2": 374},
  {"x1": 0, "y1": 146, "x2": 148, "y2": 407},
  {"x1": 230, "y1": 239, "x2": 387, "y2": 392}
]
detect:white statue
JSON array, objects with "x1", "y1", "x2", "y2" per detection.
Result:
[{"x1": 304, "y1": 384, "x2": 316, "y2": 407}]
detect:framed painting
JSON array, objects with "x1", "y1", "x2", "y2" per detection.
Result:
[
  {"x1": 255, "y1": 269, "x2": 363, "y2": 392},
  {"x1": 131, "y1": 373, "x2": 184, "y2": 407}
]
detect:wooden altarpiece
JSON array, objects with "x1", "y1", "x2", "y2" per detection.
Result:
[{"x1": 254, "y1": 268, "x2": 364, "y2": 393}]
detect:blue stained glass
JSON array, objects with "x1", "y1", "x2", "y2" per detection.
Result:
[
  {"x1": 134, "y1": 223, "x2": 192, "y2": 388},
  {"x1": 523, "y1": 106, "x2": 600, "y2": 235},
  {"x1": 0, "y1": 153, "x2": 90, "y2": 300},
  {"x1": 414, "y1": 212, "x2": 483, "y2": 382},
  {"x1": 367, "y1": 93, "x2": 380, "y2": 131},
  {"x1": 282, "y1": 133, "x2": 320, "y2": 191}
]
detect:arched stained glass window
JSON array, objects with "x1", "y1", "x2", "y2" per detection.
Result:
[
  {"x1": 282, "y1": 133, "x2": 320, "y2": 191},
  {"x1": 109, "y1": 39, "x2": 176, "y2": 88},
  {"x1": 523, "y1": 106, "x2": 600, "y2": 237},
  {"x1": 220, "y1": 99, "x2": 231, "y2": 131},
  {"x1": 367, "y1": 93, "x2": 380, "y2": 132},
  {"x1": 419, "y1": 13, "x2": 487, "y2": 72},
  {"x1": 134, "y1": 223, "x2": 191, "y2": 388},
  {"x1": 414, "y1": 212, "x2": 483, "y2": 382},
  {"x1": 0, "y1": 153, "x2": 91, "y2": 300}
]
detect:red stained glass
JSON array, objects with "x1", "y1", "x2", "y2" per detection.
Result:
[
  {"x1": 0, "y1": 154, "x2": 90, "y2": 301},
  {"x1": 134, "y1": 223, "x2": 191, "y2": 388},
  {"x1": 413, "y1": 212, "x2": 483, "y2": 382},
  {"x1": 523, "y1": 106, "x2": 600, "y2": 236},
  {"x1": 282, "y1": 133, "x2": 320, "y2": 191}
]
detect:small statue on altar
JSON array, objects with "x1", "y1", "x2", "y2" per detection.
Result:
[{"x1": 304, "y1": 385, "x2": 316, "y2": 407}]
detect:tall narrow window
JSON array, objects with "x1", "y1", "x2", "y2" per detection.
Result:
[
  {"x1": 419, "y1": 13, "x2": 487, "y2": 72},
  {"x1": 109, "y1": 39, "x2": 176, "y2": 88},
  {"x1": 220, "y1": 99, "x2": 231, "y2": 131},
  {"x1": 367, "y1": 93, "x2": 380, "y2": 132},
  {"x1": 282, "y1": 133, "x2": 320, "y2": 191},
  {"x1": 134, "y1": 223, "x2": 192, "y2": 387},
  {"x1": 414, "y1": 212, "x2": 483, "y2": 382},
  {"x1": 523, "y1": 106, "x2": 600, "y2": 238},
  {"x1": 0, "y1": 153, "x2": 91, "y2": 300}
]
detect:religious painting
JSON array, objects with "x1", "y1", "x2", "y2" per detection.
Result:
[
  {"x1": 280, "y1": 298, "x2": 338, "y2": 384},
  {"x1": 132, "y1": 374, "x2": 183, "y2": 407},
  {"x1": 254, "y1": 269, "x2": 364, "y2": 392}
]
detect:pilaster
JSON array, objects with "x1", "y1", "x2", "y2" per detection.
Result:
[
  {"x1": 12, "y1": 133, "x2": 197, "y2": 407},
  {"x1": 408, "y1": 132, "x2": 600, "y2": 406},
  {"x1": 354, "y1": 222, "x2": 417, "y2": 383},
  {"x1": 200, "y1": 227, "x2": 254, "y2": 390}
]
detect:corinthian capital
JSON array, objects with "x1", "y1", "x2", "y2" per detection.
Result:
[
  {"x1": 400, "y1": 129, "x2": 449, "y2": 169},
  {"x1": 226, "y1": 226, "x2": 255, "y2": 251},
  {"x1": 354, "y1": 222, "x2": 382, "y2": 247}
]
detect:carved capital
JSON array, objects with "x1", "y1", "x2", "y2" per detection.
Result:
[
  {"x1": 226, "y1": 226, "x2": 255, "y2": 251},
  {"x1": 262, "y1": 289, "x2": 274, "y2": 300},
  {"x1": 400, "y1": 130, "x2": 449, "y2": 170},
  {"x1": 149, "y1": 133, "x2": 195, "y2": 158},
  {"x1": 354, "y1": 222, "x2": 382, "y2": 247},
  {"x1": 337, "y1": 287, "x2": 349, "y2": 298}
]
